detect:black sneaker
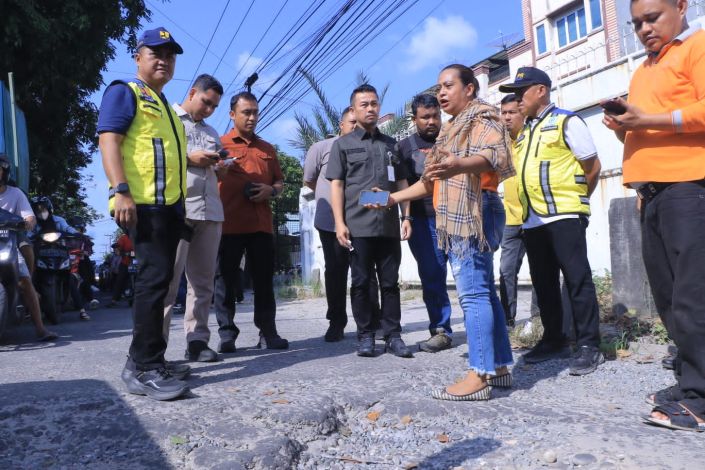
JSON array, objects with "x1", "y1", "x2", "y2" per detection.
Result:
[
  {"x1": 185, "y1": 340, "x2": 218, "y2": 362},
  {"x1": 324, "y1": 325, "x2": 345, "y2": 342},
  {"x1": 661, "y1": 355, "x2": 676, "y2": 370},
  {"x1": 258, "y1": 334, "x2": 289, "y2": 350},
  {"x1": 357, "y1": 335, "x2": 375, "y2": 357},
  {"x1": 164, "y1": 361, "x2": 191, "y2": 380},
  {"x1": 569, "y1": 345, "x2": 605, "y2": 376},
  {"x1": 218, "y1": 339, "x2": 236, "y2": 354},
  {"x1": 121, "y1": 366, "x2": 188, "y2": 401},
  {"x1": 523, "y1": 339, "x2": 570, "y2": 364},
  {"x1": 385, "y1": 337, "x2": 413, "y2": 358}
]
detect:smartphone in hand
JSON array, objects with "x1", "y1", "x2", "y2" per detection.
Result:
[
  {"x1": 210, "y1": 149, "x2": 230, "y2": 161},
  {"x1": 359, "y1": 190, "x2": 390, "y2": 206},
  {"x1": 601, "y1": 98, "x2": 627, "y2": 115}
]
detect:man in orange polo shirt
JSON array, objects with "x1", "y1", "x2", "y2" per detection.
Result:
[
  {"x1": 216, "y1": 91, "x2": 288, "y2": 351},
  {"x1": 603, "y1": 0, "x2": 705, "y2": 432}
]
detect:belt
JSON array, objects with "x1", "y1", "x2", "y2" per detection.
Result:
[{"x1": 636, "y1": 180, "x2": 705, "y2": 202}]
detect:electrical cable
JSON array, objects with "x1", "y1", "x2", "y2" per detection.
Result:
[
  {"x1": 212, "y1": 0, "x2": 256, "y2": 76},
  {"x1": 221, "y1": 0, "x2": 291, "y2": 97},
  {"x1": 258, "y1": 0, "x2": 419, "y2": 131},
  {"x1": 182, "y1": 0, "x2": 232, "y2": 100}
]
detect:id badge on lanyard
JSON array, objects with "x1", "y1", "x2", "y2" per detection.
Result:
[{"x1": 386, "y1": 151, "x2": 395, "y2": 182}]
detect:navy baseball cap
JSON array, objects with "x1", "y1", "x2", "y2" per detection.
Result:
[
  {"x1": 136, "y1": 27, "x2": 183, "y2": 54},
  {"x1": 499, "y1": 67, "x2": 551, "y2": 92}
]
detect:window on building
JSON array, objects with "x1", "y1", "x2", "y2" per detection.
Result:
[
  {"x1": 589, "y1": 0, "x2": 602, "y2": 29},
  {"x1": 556, "y1": 6, "x2": 588, "y2": 48},
  {"x1": 536, "y1": 24, "x2": 547, "y2": 54}
]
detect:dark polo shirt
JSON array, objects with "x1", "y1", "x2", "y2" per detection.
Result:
[
  {"x1": 326, "y1": 127, "x2": 408, "y2": 238},
  {"x1": 398, "y1": 133, "x2": 435, "y2": 218}
]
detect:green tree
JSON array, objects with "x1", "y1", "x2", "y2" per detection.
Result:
[
  {"x1": 289, "y1": 69, "x2": 409, "y2": 155},
  {"x1": 0, "y1": 0, "x2": 154, "y2": 222},
  {"x1": 271, "y1": 147, "x2": 303, "y2": 271}
]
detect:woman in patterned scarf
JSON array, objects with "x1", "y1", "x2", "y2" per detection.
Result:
[{"x1": 370, "y1": 64, "x2": 515, "y2": 401}]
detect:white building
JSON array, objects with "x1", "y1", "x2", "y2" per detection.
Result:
[{"x1": 300, "y1": 0, "x2": 705, "y2": 287}]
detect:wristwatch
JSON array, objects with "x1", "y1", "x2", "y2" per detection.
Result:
[
  {"x1": 271, "y1": 186, "x2": 279, "y2": 197},
  {"x1": 109, "y1": 182, "x2": 130, "y2": 197},
  {"x1": 401, "y1": 216, "x2": 414, "y2": 222}
]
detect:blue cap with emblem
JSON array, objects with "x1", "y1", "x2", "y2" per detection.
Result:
[
  {"x1": 498, "y1": 67, "x2": 551, "y2": 92},
  {"x1": 136, "y1": 26, "x2": 183, "y2": 54}
]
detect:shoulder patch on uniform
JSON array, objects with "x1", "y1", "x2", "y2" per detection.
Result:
[{"x1": 540, "y1": 114, "x2": 561, "y2": 132}]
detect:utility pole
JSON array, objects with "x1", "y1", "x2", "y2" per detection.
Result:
[{"x1": 7, "y1": 73, "x2": 20, "y2": 183}]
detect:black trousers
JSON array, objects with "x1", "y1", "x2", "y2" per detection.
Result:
[
  {"x1": 523, "y1": 217, "x2": 600, "y2": 348},
  {"x1": 127, "y1": 205, "x2": 182, "y2": 370},
  {"x1": 319, "y1": 229, "x2": 380, "y2": 329},
  {"x1": 112, "y1": 264, "x2": 129, "y2": 301},
  {"x1": 349, "y1": 236, "x2": 401, "y2": 338},
  {"x1": 642, "y1": 182, "x2": 705, "y2": 418},
  {"x1": 215, "y1": 232, "x2": 277, "y2": 340}
]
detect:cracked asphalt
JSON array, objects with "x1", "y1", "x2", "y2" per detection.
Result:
[{"x1": 0, "y1": 289, "x2": 699, "y2": 469}]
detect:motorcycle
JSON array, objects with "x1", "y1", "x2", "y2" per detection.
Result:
[
  {"x1": 32, "y1": 231, "x2": 78, "y2": 324},
  {"x1": 0, "y1": 208, "x2": 26, "y2": 339}
]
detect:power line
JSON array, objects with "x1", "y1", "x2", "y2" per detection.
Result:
[
  {"x1": 182, "y1": 0, "x2": 232, "y2": 100},
  {"x1": 212, "y1": 0, "x2": 256, "y2": 76},
  {"x1": 221, "y1": 0, "x2": 291, "y2": 98},
  {"x1": 258, "y1": 0, "x2": 419, "y2": 131}
]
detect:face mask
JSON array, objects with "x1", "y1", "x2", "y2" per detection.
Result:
[{"x1": 39, "y1": 210, "x2": 49, "y2": 221}]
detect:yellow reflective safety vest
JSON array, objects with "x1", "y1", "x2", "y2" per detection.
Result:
[
  {"x1": 514, "y1": 106, "x2": 590, "y2": 221},
  {"x1": 502, "y1": 148, "x2": 523, "y2": 226},
  {"x1": 108, "y1": 80, "x2": 186, "y2": 211}
]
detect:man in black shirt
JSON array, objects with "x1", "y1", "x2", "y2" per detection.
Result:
[
  {"x1": 397, "y1": 94, "x2": 452, "y2": 353},
  {"x1": 327, "y1": 84, "x2": 413, "y2": 358}
]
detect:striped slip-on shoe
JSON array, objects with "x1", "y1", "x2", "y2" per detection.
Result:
[
  {"x1": 487, "y1": 373, "x2": 512, "y2": 388},
  {"x1": 431, "y1": 385, "x2": 492, "y2": 401}
]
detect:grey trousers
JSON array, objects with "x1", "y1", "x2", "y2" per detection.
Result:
[
  {"x1": 163, "y1": 219, "x2": 222, "y2": 344},
  {"x1": 499, "y1": 224, "x2": 525, "y2": 324}
]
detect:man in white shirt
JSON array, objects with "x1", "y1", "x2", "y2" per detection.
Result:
[
  {"x1": 162, "y1": 74, "x2": 225, "y2": 362},
  {"x1": 500, "y1": 67, "x2": 603, "y2": 375}
]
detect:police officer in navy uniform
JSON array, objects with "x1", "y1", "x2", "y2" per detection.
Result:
[{"x1": 98, "y1": 27, "x2": 190, "y2": 400}]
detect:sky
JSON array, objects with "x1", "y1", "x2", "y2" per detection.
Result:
[{"x1": 84, "y1": 0, "x2": 523, "y2": 258}]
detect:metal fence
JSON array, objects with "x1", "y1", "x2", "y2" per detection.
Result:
[{"x1": 272, "y1": 177, "x2": 302, "y2": 275}]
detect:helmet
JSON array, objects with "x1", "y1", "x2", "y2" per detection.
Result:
[
  {"x1": 0, "y1": 153, "x2": 11, "y2": 185},
  {"x1": 30, "y1": 195, "x2": 53, "y2": 215}
]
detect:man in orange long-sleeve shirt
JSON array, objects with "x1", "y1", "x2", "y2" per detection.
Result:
[
  {"x1": 216, "y1": 91, "x2": 288, "y2": 352},
  {"x1": 604, "y1": 0, "x2": 705, "y2": 432}
]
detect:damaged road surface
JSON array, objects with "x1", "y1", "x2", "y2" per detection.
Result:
[{"x1": 0, "y1": 295, "x2": 700, "y2": 469}]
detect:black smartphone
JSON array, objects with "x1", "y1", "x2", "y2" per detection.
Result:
[
  {"x1": 601, "y1": 99, "x2": 627, "y2": 115},
  {"x1": 211, "y1": 149, "x2": 230, "y2": 160}
]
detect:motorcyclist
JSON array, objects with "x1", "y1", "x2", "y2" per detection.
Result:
[
  {"x1": 29, "y1": 196, "x2": 78, "y2": 236},
  {"x1": 66, "y1": 216, "x2": 98, "y2": 320},
  {"x1": 0, "y1": 154, "x2": 57, "y2": 341}
]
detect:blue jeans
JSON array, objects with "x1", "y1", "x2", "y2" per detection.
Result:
[
  {"x1": 407, "y1": 216, "x2": 452, "y2": 334},
  {"x1": 448, "y1": 191, "x2": 513, "y2": 375}
]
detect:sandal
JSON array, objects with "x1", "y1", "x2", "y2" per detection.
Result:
[
  {"x1": 37, "y1": 331, "x2": 58, "y2": 342},
  {"x1": 643, "y1": 402, "x2": 705, "y2": 432},
  {"x1": 431, "y1": 385, "x2": 491, "y2": 401},
  {"x1": 488, "y1": 373, "x2": 512, "y2": 388},
  {"x1": 645, "y1": 385, "x2": 682, "y2": 407}
]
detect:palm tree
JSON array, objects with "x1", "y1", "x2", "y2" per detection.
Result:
[{"x1": 288, "y1": 69, "x2": 410, "y2": 155}]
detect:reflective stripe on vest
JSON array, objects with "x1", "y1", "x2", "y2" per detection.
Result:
[
  {"x1": 513, "y1": 108, "x2": 590, "y2": 221},
  {"x1": 108, "y1": 80, "x2": 186, "y2": 211}
]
